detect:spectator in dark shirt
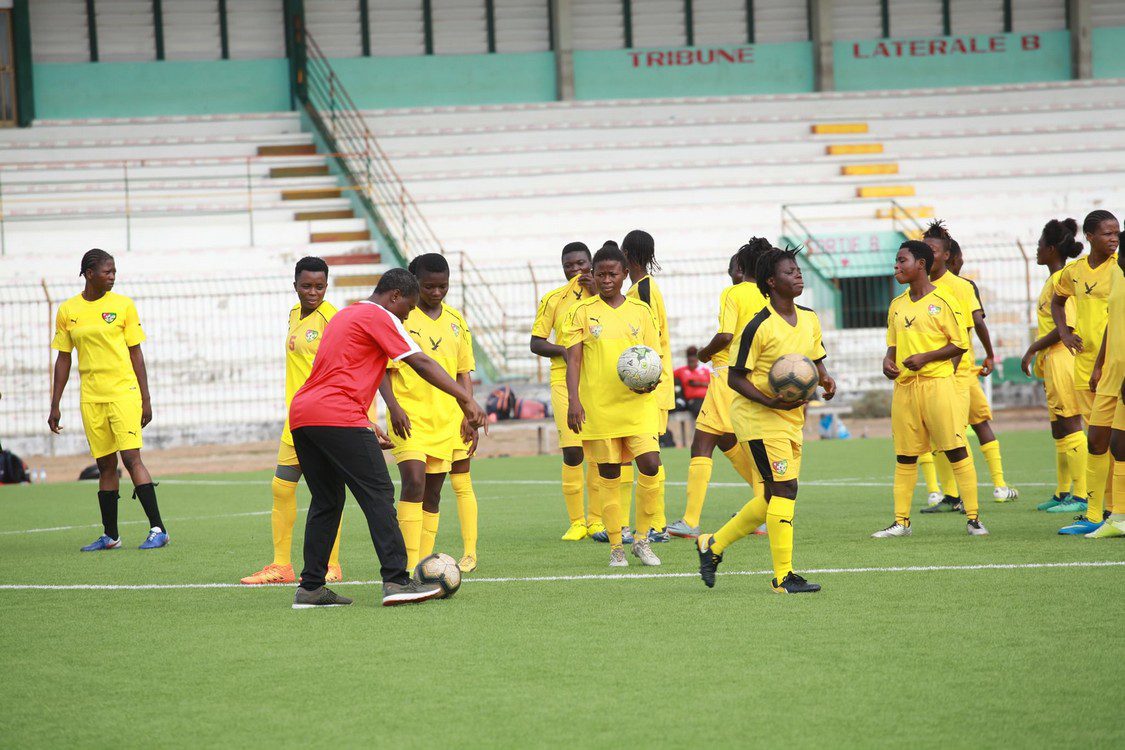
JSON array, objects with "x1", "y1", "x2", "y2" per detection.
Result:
[{"x1": 674, "y1": 346, "x2": 711, "y2": 417}]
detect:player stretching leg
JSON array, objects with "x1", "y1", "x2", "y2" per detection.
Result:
[
  {"x1": 382, "y1": 254, "x2": 478, "y2": 571},
  {"x1": 873, "y1": 241, "x2": 986, "y2": 539},
  {"x1": 623, "y1": 230, "x2": 673, "y2": 542},
  {"x1": 530, "y1": 242, "x2": 599, "y2": 541},
  {"x1": 50, "y1": 249, "x2": 168, "y2": 551},
  {"x1": 1053, "y1": 211, "x2": 1119, "y2": 535},
  {"x1": 243, "y1": 258, "x2": 344, "y2": 584},
  {"x1": 668, "y1": 240, "x2": 770, "y2": 539},
  {"x1": 697, "y1": 246, "x2": 835, "y2": 594},
  {"x1": 1020, "y1": 220, "x2": 1087, "y2": 512},
  {"x1": 564, "y1": 244, "x2": 664, "y2": 568},
  {"x1": 288, "y1": 269, "x2": 487, "y2": 608},
  {"x1": 1082, "y1": 236, "x2": 1125, "y2": 538}
]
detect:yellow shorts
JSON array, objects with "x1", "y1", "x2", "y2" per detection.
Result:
[
  {"x1": 892, "y1": 377, "x2": 966, "y2": 456},
  {"x1": 550, "y1": 379, "x2": 582, "y2": 449},
  {"x1": 1042, "y1": 348, "x2": 1080, "y2": 418},
  {"x1": 695, "y1": 370, "x2": 734, "y2": 435},
  {"x1": 956, "y1": 370, "x2": 993, "y2": 426},
  {"x1": 1077, "y1": 388, "x2": 1096, "y2": 422},
  {"x1": 748, "y1": 437, "x2": 802, "y2": 482},
  {"x1": 395, "y1": 448, "x2": 470, "y2": 475},
  {"x1": 659, "y1": 409, "x2": 669, "y2": 435},
  {"x1": 583, "y1": 435, "x2": 659, "y2": 465},
  {"x1": 1088, "y1": 393, "x2": 1118, "y2": 428},
  {"x1": 277, "y1": 439, "x2": 299, "y2": 467},
  {"x1": 1115, "y1": 399, "x2": 1125, "y2": 432},
  {"x1": 81, "y1": 398, "x2": 142, "y2": 459}
]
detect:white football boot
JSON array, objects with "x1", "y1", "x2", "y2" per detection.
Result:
[
  {"x1": 631, "y1": 538, "x2": 661, "y2": 566},
  {"x1": 871, "y1": 522, "x2": 912, "y2": 538}
]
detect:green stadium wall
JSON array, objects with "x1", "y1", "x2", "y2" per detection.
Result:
[
  {"x1": 833, "y1": 30, "x2": 1071, "y2": 91},
  {"x1": 33, "y1": 59, "x2": 291, "y2": 119},
  {"x1": 1092, "y1": 26, "x2": 1125, "y2": 79},
  {"x1": 573, "y1": 42, "x2": 815, "y2": 99}
]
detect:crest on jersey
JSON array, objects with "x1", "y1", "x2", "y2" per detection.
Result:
[
  {"x1": 451, "y1": 322, "x2": 461, "y2": 337},
  {"x1": 591, "y1": 324, "x2": 602, "y2": 339},
  {"x1": 102, "y1": 313, "x2": 117, "y2": 324},
  {"x1": 305, "y1": 330, "x2": 319, "y2": 343},
  {"x1": 629, "y1": 324, "x2": 640, "y2": 338},
  {"x1": 771, "y1": 459, "x2": 788, "y2": 476},
  {"x1": 927, "y1": 304, "x2": 941, "y2": 316}
]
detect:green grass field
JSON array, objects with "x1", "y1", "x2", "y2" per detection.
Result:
[{"x1": 2, "y1": 430, "x2": 1123, "y2": 748}]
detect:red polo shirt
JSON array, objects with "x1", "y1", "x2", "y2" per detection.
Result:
[{"x1": 674, "y1": 364, "x2": 711, "y2": 400}]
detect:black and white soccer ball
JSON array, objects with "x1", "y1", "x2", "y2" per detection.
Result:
[
  {"x1": 413, "y1": 552, "x2": 462, "y2": 598},
  {"x1": 617, "y1": 345, "x2": 662, "y2": 390}
]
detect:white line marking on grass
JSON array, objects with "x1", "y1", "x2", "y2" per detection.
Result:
[
  {"x1": 158, "y1": 479, "x2": 1060, "y2": 488},
  {"x1": 1, "y1": 561, "x2": 1120, "y2": 591},
  {"x1": 0, "y1": 509, "x2": 276, "y2": 536}
]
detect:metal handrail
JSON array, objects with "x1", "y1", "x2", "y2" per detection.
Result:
[{"x1": 300, "y1": 28, "x2": 510, "y2": 378}]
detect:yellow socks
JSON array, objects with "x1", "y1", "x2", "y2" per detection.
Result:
[
  {"x1": 653, "y1": 465, "x2": 667, "y2": 531},
  {"x1": 586, "y1": 463, "x2": 602, "y2": 525},
  {"x1": 1063, "y1": 431, "x2": 1088, "y2": 498},
  {"x1": 917, "y1": 452, "x2": 939, "y2": 494},
  {"x1": 451, "y1": 472, "x2": 478, "y2": 558},
  {"x1": 561, "y1": 463, "x2": 585, "y2": 524},
  {"x1": 1053, "y1": 437, "x2": 1072, "y2": 496},
  {"x1": 1114, "y1": 462, "x2": 1125, "y2": 516},
  {"x1": 950, "y1": 456, "x2": 979, "y2": 520},
  {"x1": 619, "y1": 464, "x2": 634, "y2": 528},
  {"x1": 270, "y1": 476, "x2": 298, "y2": 566},
  {"x1": 894, "y1": 462, "x2": 917, "y2": 525},
  {"x1": 980, "y1": 439, "x2": 1006, "y2": 488},
  {"x1": 635, "y1": 470, "x2": 661, "y2": 538},
  {"x1": 328, "y1": 517, "x2": 343, "y2": 569},
  {"x1": 420, "y1": 510, "x2": 440, "y2": 560},
  {"x1": 766, "y1": 497, "x2": 796, "y2": 582},
  {"x1": 398, "y1": 500, "x2": 423, "y2": 571},
  {"x1": 598, "y1": 474, "x2": 623, "y2": 546},
  {"x1": 722, "y1": 443, "x2": 756, "y2": 485},
  {"x1": 683, "y1": 457, "x2": 713, "y2": 528},
  {"x1": 1086, "y1": 451, "x2": 1112, "y2": 523},
  {"x1": 712, "y1": 495, "x2": 767, "y2": 554},
  {"x1": 935, "y1": 451, "x2": 959, "y2": 498}
]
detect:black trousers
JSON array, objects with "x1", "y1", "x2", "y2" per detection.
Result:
[{"x1": 292, "y1": 426, "x2": 409, "y2": 589}]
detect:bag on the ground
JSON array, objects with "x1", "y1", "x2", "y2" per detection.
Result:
[
  {"x1": 0, "y1": 443, "x2": 30, "y2": 485},
  {"x1": 486, "y1": 385, "x2": 517, "y2": 420}
]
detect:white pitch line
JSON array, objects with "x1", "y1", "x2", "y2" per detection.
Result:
[
  {"x1": 158, "y1": 478, "x2": 1060, "y2": 488},
  {"x1": 0, "y1": 561, "x2": 1120, "y2": 591}
]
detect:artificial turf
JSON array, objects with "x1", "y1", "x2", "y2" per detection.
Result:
[{"x1": 2, "y1": 430, "x2": 1122, "y2": 748}]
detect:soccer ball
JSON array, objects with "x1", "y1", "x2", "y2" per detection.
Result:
[
  {"x1": 413, "y1": 552, "x2": 461, "y2": 598},
  {"x1": 617, "y1": 345, "x2": 662, "y2": 390},
  {"x1": 768, "y1": 353, "x2": 819, "y2": 402}
]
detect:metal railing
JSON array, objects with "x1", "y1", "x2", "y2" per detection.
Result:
[{"x1": 298, "y1": 28, "x2": 508, "y2": 379}]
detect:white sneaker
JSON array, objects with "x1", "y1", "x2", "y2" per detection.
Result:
[
  {"x1": 871, "y1": 522, "x2": 912, "y2": 538},
  {"x1": 631, "y1": 538, "x2": 661, "y2": 566},
  {"x1": 609, "y1": 545, "x2": 628, "y2": 567},
  {"x1": 967, "y1": 518, "x2": 990, "y2": 536},
  {"x1": 926, "y1": 491, "x2": 944, "y2": 507},
  {"x1": 993, "y1": 486, "x2": 1019, "y2": 502}
]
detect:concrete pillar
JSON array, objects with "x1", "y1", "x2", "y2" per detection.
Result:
[
  {"x1": 810, "y1": 0, "x2": 834, "y2": 92},
  {"x1": 552, "y1": 0, "x2": 576, "y2": 101},
  {"x1": 1069, "y1": 0, "x2": 1092, "y2": 80}
]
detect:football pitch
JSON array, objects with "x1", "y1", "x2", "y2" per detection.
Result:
[{"x1": 3, "y1": 430, "x2": 1123, "y2": 749}]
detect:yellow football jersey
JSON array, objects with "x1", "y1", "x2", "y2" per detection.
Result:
[
  {"x1": 1055, "y1": 253, "x2": 1118, "y2": 385},
  {"x1": 627, "y1": 275, "x2": 675, "y2": 411},
  {"x1": 388, "y1": 303, "x2": 475, "y2": 448},
  {"x1": 530, "y1": 275, "x2": 591, "y2": 384},
  {"x1": 281, "y1": 300, "x2": 338, "y2": 445},
  {"x1": 1096, "y1": 263, "x2": 1125, "y2": 397},
  {"x1": 729, "y1": 303, "x2": 826, "y2": 442},
  {"x1": 51, "y1": 291, "x2": 146, "y2": 403},
  {"x1": 1034, "y1": 270, "x2": 1076, "y2": 377},
  {"x1": 562, "y1": 296, "x2": 661, "y2": 440},
  {"x1": 886, "y1": 288, "x2": 965, "y2": 381},
  {"x1": 932, "y1": 270, "x2": 980, "y2": 373},
  {"x1": 715, "y1": 281, "x2": 768, "y2": 368}
]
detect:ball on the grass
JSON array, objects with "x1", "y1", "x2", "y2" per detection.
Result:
[
  {"x1": 413, "y1": 552, "x2": 461, "y2": 598},
  {"x1": 768, "y1": 353, "x2": 818, "y2": 402},
  {"x1": 617, "y1": 345, "x2": 662, "y2": 390}
]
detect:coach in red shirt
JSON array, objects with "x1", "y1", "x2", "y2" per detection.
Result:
[
  {"x1": 674, "y1": 346, "x2": 710, "y2": 417},
  {"x1": 289, "y1": 268, "x2": 486, "y2": 609}
]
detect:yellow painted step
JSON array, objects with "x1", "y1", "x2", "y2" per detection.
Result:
[
  {"x1": 812, "y1": 122, "x2": 869, "y2": 135},
  {"x1": 334, "y1": 274, "x2": 382, "y2": 288},
  {"x1": 827, "y1": 143, "x2": 884, "y2": 155},
  {"x1": 876, "y1": 206, "x2": 935, "y2": 220},
  {"x1": 858, "y1": 184, "x2": 915, "y2": 198},
  {"x1": 903, "y1": 229, "x2": 924, "y2": 241},
  {"x1": 841, "y1": 163, "x2": 899, "y2": 176}
]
